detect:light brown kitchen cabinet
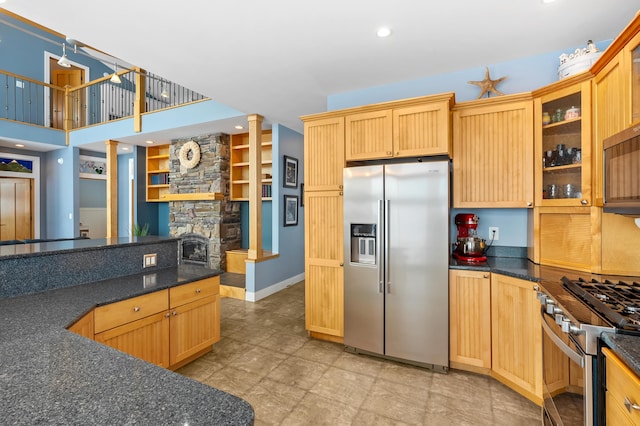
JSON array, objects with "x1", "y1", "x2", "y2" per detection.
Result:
[
  {"x1": 95, "y1": 310, "x2": 171, "y2": 368},
  {"x1": 168, "y1": 278, "x2": 220, "y2": 369},
  {"x1": 528, "y1": 206, "x2": 599, "y2": 272},
  {"x1": 452, "y1": 93, "x2": 534, "y2": 208},
  {"x1": 67, "y1": 310, "x2": 95, "y2": 340},
  {"x1": 300, "y1": 115, "x2": 346, "y2": 342},
  {"x1": 534, "y1": 75, "x2": 592, "y2": 207},
  {"x1": 490, "y1": 273, "x2": 542, "y2": 405},
  {"x1": 603, "y1": 347, "x2": 640, "y2": 425},
  {"x1": 93, "y1": 277, "x2": 220, "y2": 370},
  {"x1": 449, "y1": 270, "x2": 491, "y2": 371},
  {"x1": 304, "y1": 190, "x2": 344, "y2": 342},
  {"x1": 345, "y1": 94, "x2": 454, "y2": 161}
]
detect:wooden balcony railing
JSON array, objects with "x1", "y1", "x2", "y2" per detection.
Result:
[{"x1": 0, "y1": 68, "x2": 208, "y2": 137}]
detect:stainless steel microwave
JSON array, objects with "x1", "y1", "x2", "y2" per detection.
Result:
[{"x1": 603, "y1": 124, "x2": 640, "y2": 214}]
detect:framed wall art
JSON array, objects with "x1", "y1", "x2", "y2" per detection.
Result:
[
  {"x1": 284, "y1": 195, "x2": 299, "y2": 226},
  {"x1": 283, "y1": 155, "x2": 298, "y2": 188}
]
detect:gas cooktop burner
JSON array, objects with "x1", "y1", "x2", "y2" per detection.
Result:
[{"x1": 562, "y1": 277, "x2": 640, "y2": 331}]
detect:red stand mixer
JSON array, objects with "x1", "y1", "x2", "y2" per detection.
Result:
[{"x1": 453, "y1": 213, "x2": 488, "y2": 262}]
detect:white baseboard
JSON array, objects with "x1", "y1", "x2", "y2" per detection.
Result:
[{"x1": 245, "y1": 272, "x2": 305, "y2": 302}]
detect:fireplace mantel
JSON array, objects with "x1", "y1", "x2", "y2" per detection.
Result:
[{"x1": 160, "y1": 192, "x2": 224, "y2": 201}]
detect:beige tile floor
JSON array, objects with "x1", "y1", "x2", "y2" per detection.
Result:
[{"x1": 177, "y1": 281, "x2": 542, "y2": 425}]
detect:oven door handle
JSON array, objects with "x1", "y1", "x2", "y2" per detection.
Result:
[{"x1": 540, "y1": 306, "x2": 585, "y2": 368}]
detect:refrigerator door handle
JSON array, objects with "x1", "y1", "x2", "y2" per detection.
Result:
[
  {"x1": 377, "y1": 200, "x2": 384, "y2": 293},
  {"x1": 385, "y1": 199, "x2": 391, "y2": 293}
]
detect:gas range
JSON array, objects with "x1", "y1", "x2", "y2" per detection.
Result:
[{"x1": 562, "y1": 277, "x2": 640, "y2": 334}]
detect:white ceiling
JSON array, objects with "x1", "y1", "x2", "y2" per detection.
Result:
[{"x1": 3, "y1": 0, "x2": 640, "y2": 150}]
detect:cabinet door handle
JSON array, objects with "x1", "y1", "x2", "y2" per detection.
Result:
[
  {"x1": 172, "y1": 311, "x2": 178, "y2": 316},
  {"x1": 195, "y1": 288, "x2": 201, "y2": 294},
  {"x1": 133, "y1": 306, "x2": 140, "y2": 312},
  {"x1": 581, "y1": 199, "x2": 588, "y2": 205},
  {"x1": 625, "y1": 397, "x2": 640, "y2": 413},
  {"x1": 483, "y1": 274, "x2": 490, "y2": 279},
  {"x1": 164, "y1": 312, "x2": 171, "y2": 318},
  {"x1": 527, "y1": 202, "x2": 533, "y2": 207}
]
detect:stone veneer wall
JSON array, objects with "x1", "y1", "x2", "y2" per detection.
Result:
[{"x1": 167, "y1": 133, "x2": 241, "y2": 271}]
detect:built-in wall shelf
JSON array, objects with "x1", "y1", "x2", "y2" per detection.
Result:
[
  {"x1": 146, "y1": 145, "x2": 170, "y2": 202},
  {"x1": 230, "y1": 131, "x2": 273, "y2": 201}
]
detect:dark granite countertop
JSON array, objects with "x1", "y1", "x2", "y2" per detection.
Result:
[
  {"x1": 0, "y1": 235, "x2": 177, "y2": 260},
  {"x1": 601, "y1": 333, "x2": 640, "y2": 377},
  {"x1": 450, "y1": 255, "x2": 541, "y2": 282},
  {"x1": 0, "y1": 264, "x2": 254, "y2": 425}
]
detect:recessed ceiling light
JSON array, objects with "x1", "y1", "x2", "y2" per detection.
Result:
[
  {"x1": 122, "y1": 147, "x2": 130, "y2": 151},
  {"x1": 234, "y1": 125, "x2": 244, "y2": 130},
  {"x1": 145, "y1": 140, "x2": 154, "y2": 144},
  {"x1": 541, "y1": 0, "x2": 556, "y2": 3},
  {"x1": 15, "y1": 143, "x2": 24, "y2": 148},
  {"x1": 377, "y1": 27, "x2": 392, "y2": 38}
]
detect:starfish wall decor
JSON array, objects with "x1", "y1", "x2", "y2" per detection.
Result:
[{"x1": 468, "y1": 67, "x2": 507, "y2": 99}]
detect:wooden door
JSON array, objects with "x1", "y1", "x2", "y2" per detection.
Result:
[
  {"x1": 449, "y1": 270, "x2": 491, "y2": 369},
  {"x1": 0, "y1": 178, "x2": 33, "y2": 241},
  {"x1": 304, "y1": 190, "x2": 344, "y2": 341},
  {"x1": 169, "y1": 295, "x2": 219, "y2": 368},
  {"x1": 345, "y1": 109, "x2": 393, "y2": 161},
  {"x1": 304, "y1": 117, "x2": 345, "y2": 191},
  {"x1": 453, "y1": 95, "x2": 534, "y2": 208},
  {"x1": 51, "y1": 67, "x2": 84, "y2": 129},
  {"x1": 491, "y1": 273, "x2": 542, "y2": 404},
  {"x1": 393, "y1": 102, "x2": 451, "y2": 157},
  {"x1": 94, "y1": 311, "x2": 170, "y2": 368}
]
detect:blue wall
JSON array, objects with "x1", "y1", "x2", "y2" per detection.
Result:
[
  {"x1": 247, "y1": 124, "x2": 305, "y2": 295},
  {"x1": 44, "y1": 147, "x2": 78, "y2": 239},
  {"x1": 240, "y1": 201, "x2": 272, "y2": 250}
]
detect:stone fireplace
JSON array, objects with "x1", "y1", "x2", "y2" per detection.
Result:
[{"x1": 168, "y1": 133, "x2": 241, "y2": 271}]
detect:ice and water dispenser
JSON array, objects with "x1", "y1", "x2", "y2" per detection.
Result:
[{"x1": 350, "y1": 224, "x2": 376, "y2": 265}]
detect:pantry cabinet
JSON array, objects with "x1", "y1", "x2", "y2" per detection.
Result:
[
  {"x1": 491, "y1": 273, "x2": 542, "y2": 405},
  {"x1": 452, "y1": 93, "x2": 534, "y2": 208},
  {"x1": 603, "y1": 347, "x2": 640, "y2": 425},
  {"x1": 533, "y1": 75, "x2": 592, "y2": 207},
  {"x1": 301, "y1": 116, "x2": 345, "y2": 342},
  {"x1": 449, "y1": 270, "x2": 491, "y2": 370}
]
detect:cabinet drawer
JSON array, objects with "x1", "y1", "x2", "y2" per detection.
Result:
[
  {"x1": 170, "y1": 277, "x2": 219, "y2": 308},
  {"x1": 604, "y1": 347, "x2": 640, "y2": 423},
  {"x1": 94, "y1": 290, "x2": 168, "y2": 333}
]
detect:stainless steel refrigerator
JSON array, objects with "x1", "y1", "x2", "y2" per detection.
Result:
[{"x1": 343, "y1": 160, "x2": 449, "y2": 371}]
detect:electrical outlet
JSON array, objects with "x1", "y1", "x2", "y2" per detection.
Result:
[
  {"x1": 488, "y1": 227, "x2": 499, "y2": 241},
  {"x1": 143, "y1": 253, "x2": 157, "y2": 268}
]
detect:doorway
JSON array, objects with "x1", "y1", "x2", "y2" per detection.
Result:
[
  {"x1": 0, "y1": 178, "x2": 33, "y2": 241},
  {"x1": 50, "y1": 58, "x2": 85, "y2": 129}
]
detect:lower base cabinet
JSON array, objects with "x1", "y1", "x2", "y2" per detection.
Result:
[
  {"x1": 491, "y1": 273, "x2": 543, "y2": 405},
  {"x1": 450, "y1": 271, "x2": 559, "y2": 406},
  {"x1": 449, "y1": 270, "x2": 491, "y2": 370},
  {"x1": 73, "y1": 277, "x2": 220, "y2": 370},
  {"x1": 603, "y1": 347, "x2": 640, "y2": 425}
]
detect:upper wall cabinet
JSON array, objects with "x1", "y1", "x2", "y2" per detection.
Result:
[
  {"x1": 533, "y1": 74, "x2": 592, "y2": 207},
  {"x1": 452, "y1": 93, "x2": 534, "y2": 208},
  {"x1": 344, "y1": 93, "x2": 454, "y2": 161}
]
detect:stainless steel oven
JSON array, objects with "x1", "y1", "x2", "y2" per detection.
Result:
[{"x1": 538, "y1": 279, "x2": 614, "y2": 426}]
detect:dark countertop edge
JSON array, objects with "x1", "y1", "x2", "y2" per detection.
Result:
[
  {"x1": 601, "y1": 332, "x2": 640, "y2": 377},
  {"x1": 0, "y1": 235, "x2": 179, "y2": 260},
  {"x1": 0, "y1": 264, "x2": 254, "y2": 425},
  {"x1": 449, "y1": 256, "x2": 541, "y2": 283}
]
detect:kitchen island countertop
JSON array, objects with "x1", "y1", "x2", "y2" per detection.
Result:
[{"x1": 0, "y1": 264, "x2": 254, "y2": 425}]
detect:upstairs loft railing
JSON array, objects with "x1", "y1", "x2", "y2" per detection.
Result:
[{"x1": 0, "y1": 68, "x2": 208, "y2": 133}]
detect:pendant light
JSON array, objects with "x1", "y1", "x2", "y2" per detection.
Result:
[
  {"x1": 57, "y1": 44, "x2": 71, "y2": 68},
  {"x1": 160, "y1": 81, "x2": 169, "y2": 98},
  {"x1": 110, "y1": 63, "x2": 122, "y2": 84}
]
